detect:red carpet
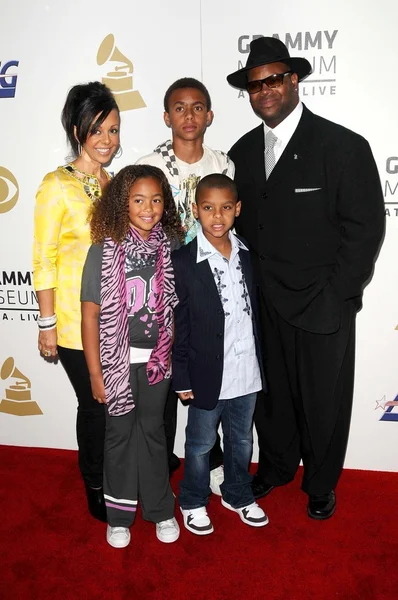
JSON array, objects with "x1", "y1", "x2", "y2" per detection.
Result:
[{"x1": 0, "y1": 445, "x2": 397, "y2": 600}]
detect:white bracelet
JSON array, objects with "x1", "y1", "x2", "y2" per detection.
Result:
[
  {"x1": 38, "y1": 313, "x2": 56, "y2": 322},
  {"x1": 39, "y1": 322, "x2": 57, "y2": 331},
  {"x1": 38, "y1": 314, "x2": 57, "y2": 329}
]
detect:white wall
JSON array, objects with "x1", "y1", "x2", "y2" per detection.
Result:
[{"x1": 1, "y1": 0, "x2": 397, "y2": 471}]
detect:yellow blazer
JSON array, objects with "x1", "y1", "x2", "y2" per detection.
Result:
[{"x1": 33, "y1": 166, "x2": 108, "y2": 350}]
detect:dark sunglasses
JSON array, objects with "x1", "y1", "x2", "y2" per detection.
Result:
[{"x1": 245, "y1": 71, "x2": 292, "y2": 95}]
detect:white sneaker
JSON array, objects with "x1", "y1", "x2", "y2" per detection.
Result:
[
  {"x1": 180, "y1": 506, "x2": 214, "y2": 535},
  {"x1": 106, "y1": 525, "x2": 131, "y2": 548},
  {"x1": 221, "y1": 498, "x2": 269, "y2": 527},
  {"x1": 210, "y1": 465, "x2": 224, "y2": 496},
  {"x1": 156, "y1": 517, "x2": 180, "y2": 543}
]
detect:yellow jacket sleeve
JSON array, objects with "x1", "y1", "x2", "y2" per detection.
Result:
[{"x1": 33, "y1": 171, "x2": 66, "y2": 291}]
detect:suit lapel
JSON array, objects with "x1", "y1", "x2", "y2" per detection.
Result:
[
  {"x1": 265, "y1": 105, "x2": 316, "y2": 191},
  {"x1": 245, "y1": 125, "x2": 267, "y2": 192}
]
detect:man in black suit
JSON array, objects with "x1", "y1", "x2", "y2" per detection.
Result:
[{"x1": 227, "y1": 37, "x2": 385, "y2": 519}]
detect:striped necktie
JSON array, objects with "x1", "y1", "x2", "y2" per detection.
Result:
[{"x1": 264, "y1": 130, "x2": 278, "y2": 179}]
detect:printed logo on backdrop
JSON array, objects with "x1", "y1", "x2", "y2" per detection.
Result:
[
  {"x1": 375, "y1": 395, "x2": 398, "y2": 422},
  {"x1": 236, "y1": 31, "x2": 338, "y2": 98},
  {"x1": 384, "y1": 157, "x2": 398, "y2": 217},
  {"x1": 0, "y1": 166, "x2": 19, "y2": 213},
  {"x1": 97, "y1": 34, "x2": 146, "y2": 112},
  {"x1": 0, "y1": 60, "x2": 19, "y2": 98},
  {"x1": 0, "y1": 357, "x2": 42, "y2": 416},
  {"x1": 1, "y1": 269, "x2": 38, "y2": 322}
]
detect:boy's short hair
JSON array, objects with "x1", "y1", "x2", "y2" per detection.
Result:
[
  {"x1": 163, "y1": 77, "x2": 212, "y2": 112},
  {"x1": 195, "y1": 174, "x2": 238, "y2": 203}
]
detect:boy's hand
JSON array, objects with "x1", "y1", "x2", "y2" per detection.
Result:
[
  {"x1": 90, "y1": 373, "x2": 107, "y2": 404},
  {"x1": 178, "y1": 391, "x2": 194, "y2": 401}
]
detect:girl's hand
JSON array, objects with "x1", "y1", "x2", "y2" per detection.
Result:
[
  {"x1": 90, "y1": 373, "x2": 107, "y2": 404},
  {"x1": 38, "y1": 328, "x2": 58, "y2": 358}
]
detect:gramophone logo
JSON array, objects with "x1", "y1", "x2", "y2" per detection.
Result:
[
  {"x1": 0, "y1": 166, "x2": 19, "y2": 213},
  {"x1": 97, "y1": 34, "x2": 146, "y2": 112},
  {"x1": 0, "y1": 357, "x2": 42, "y2": 416}
]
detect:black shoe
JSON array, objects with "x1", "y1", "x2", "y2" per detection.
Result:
[
  {"x1": 307, "y1": 490, "x2": 336, "y2": 520},
  {"x1": 85, "y1": 484, "x2": 107, "y2": 522},
  {"x1": 251, "y1": 474, "x2": 275, "y2": 500},
  {"x1": 169, "y1": 453, "x2": 181, "y2": 475}
]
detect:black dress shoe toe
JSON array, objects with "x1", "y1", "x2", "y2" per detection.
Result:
[
  {"x1": 251, "y1": 474, "x2": 275, "y2": 500},
  {"x1": 85, "y1": 484, "x2": 107, "y2": 522},
  {"x1": 307, "y1": 490, "x2": 336, "y2": 520}
]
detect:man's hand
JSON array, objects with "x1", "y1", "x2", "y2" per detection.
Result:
[{"x1": 178, "y1": 391, "x2": 194, "y2": 402}]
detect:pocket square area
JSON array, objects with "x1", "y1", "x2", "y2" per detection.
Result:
[{"x1": 295, "y1": 187, "x2": 322, "y2": 193}]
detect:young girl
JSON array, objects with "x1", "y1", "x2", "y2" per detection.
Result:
[{"x1": 81, "y1": 164, "x2": 184, "y2": 548}]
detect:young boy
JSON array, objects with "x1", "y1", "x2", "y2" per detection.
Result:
[
  {"x1": 136, "y1": 78, "x2": 234, "y2": 491},
  {"x1": 172, "y1": 174, "x2": 268, "y2": 535}
]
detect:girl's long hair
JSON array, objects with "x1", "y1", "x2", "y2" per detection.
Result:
[{"x1": 90, "y1": 164, "x2": 184, "y2": 244}]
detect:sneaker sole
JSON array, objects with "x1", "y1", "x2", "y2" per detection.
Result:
[
  {"x1": 156, "y1": 526, "x2": 180, "y2": 543},
  {"x1": 180, "y1": 507, "x2": 214, "y2": 536},
  {"x1": 107, "y1": 534, "x2": 131, "y2": 548},
  {"x1": 221, "y1": 498, "x2": 269, "y2": 527}
]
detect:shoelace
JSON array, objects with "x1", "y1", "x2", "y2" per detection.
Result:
[
  {"x1": 158, "y1": 519, "x2": 175, "y2": 530},
  {"x1": 110, "y1": 527, "x2": 128, "y2": 535}
]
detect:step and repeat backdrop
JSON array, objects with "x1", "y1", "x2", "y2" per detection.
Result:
[{"x1": 1, "y1": 0, "x2": 397, "y2": 471}]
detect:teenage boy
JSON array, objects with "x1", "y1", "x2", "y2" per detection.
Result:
[
  {"x1": 136, "y1": 78, "x2": 234, "y2": 493},
  {"x1": 172, "y1": 174, "x2": 268, "y2": 535}
]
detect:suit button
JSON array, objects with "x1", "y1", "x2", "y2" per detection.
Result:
[
  {"x1": 217, "y1": 333, "x2": 222, "y2": 339},
  {"x1": 216, "y1": 354, "x2": 221, "y2": 360},
  {"x1": 259, "y1": 254, "x2": 266, "y2": 260},
  {"x1": 258, "y1": 223, "x2": 264, "y2": 230},
  {"x1": 262, "y1": 193, "x2": 267, "y2": 199},
  {"x1": 217, "y1": 309, "x2": 223, "y2": 315}
]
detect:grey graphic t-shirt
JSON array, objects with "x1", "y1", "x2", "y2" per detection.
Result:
[{"x1": 81, "y1": 244, "x2": 159, "y2": 351}]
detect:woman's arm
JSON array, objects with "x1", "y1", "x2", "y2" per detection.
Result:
[
  {"x1": 81, "y1": 301, "x2": 106, "y2": 404},
  {"x1": 36, "y1": 289, "x2": 57, "y2": 357},
  {"x1": 33, "y1": 172, "x2": 65, "y2": 358}
]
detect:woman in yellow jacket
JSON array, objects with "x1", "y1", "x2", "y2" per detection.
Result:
[{"x1": 33, "y1": 82, "x2": 120, "y2": 521}]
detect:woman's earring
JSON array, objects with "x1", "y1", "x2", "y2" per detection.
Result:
[
  {"x1": 114, "y1": 145, "x2": 123, "y2": 159},
  {"x1": 77, "y1": 143, "x2": 82, "y2": 156}
]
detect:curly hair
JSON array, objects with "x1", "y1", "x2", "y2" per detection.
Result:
[{"x1": 90, "y1": 164, "x2": 184, "y2": 245}]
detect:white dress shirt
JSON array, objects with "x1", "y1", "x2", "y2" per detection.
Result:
[
  {"x1": 194, "y1": 225, "x2": 262, "y2": 400},
  {"x1": 263, "y1": 101, "x2": 303, "y2": 166}
]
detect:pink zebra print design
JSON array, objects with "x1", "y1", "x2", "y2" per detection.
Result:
[{"x1": 100, "y1": 223, "x2": 177, "y2": 416}]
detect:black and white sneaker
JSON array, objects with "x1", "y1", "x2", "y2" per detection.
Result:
[
  {"x1": 180, "y1": 506, "x2": 214, "y2": 535},
  {"x1": 221, "y1": 499, "x2": 269, "y2": 527}
]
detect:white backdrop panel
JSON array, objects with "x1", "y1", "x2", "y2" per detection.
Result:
[{"x1": 1, "y1": 0, "x2": 397, "y2": 471}]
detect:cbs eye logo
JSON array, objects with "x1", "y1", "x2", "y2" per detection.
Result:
[
  {"x1": 0, "y1": 60, "x2": 19, "y2": 98},
  {"x1": 0, "y1": 167, "x2": 19, "y2": 214}
]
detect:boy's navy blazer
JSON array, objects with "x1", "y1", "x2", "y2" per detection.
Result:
[{"x1": 171, "y1": 236, "x2": 266, "y2": 411}]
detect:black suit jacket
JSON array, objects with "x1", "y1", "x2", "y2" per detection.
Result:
[
  {"x1": 229, "y1": 105, "x2": 385, "y2": 334},
  {"x1": 171, "y1": 237, "x2": 265, "y2": 410}
]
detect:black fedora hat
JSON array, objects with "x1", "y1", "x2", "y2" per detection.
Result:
[{"x1": 227, "y1": 37, "x2": 312, "y2": 90}]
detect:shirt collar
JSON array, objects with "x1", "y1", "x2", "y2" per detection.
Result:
[
  {"x1": 263, "y1": 100, "x2": 303, "y2": 146},
  {"x1": 196, "y1": 223, "x2": 248, "y2": 263}
]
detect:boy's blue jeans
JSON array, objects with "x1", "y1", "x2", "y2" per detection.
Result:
[{"x1": 179, "y1": 393, "x2": 257, "y2": 510}]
